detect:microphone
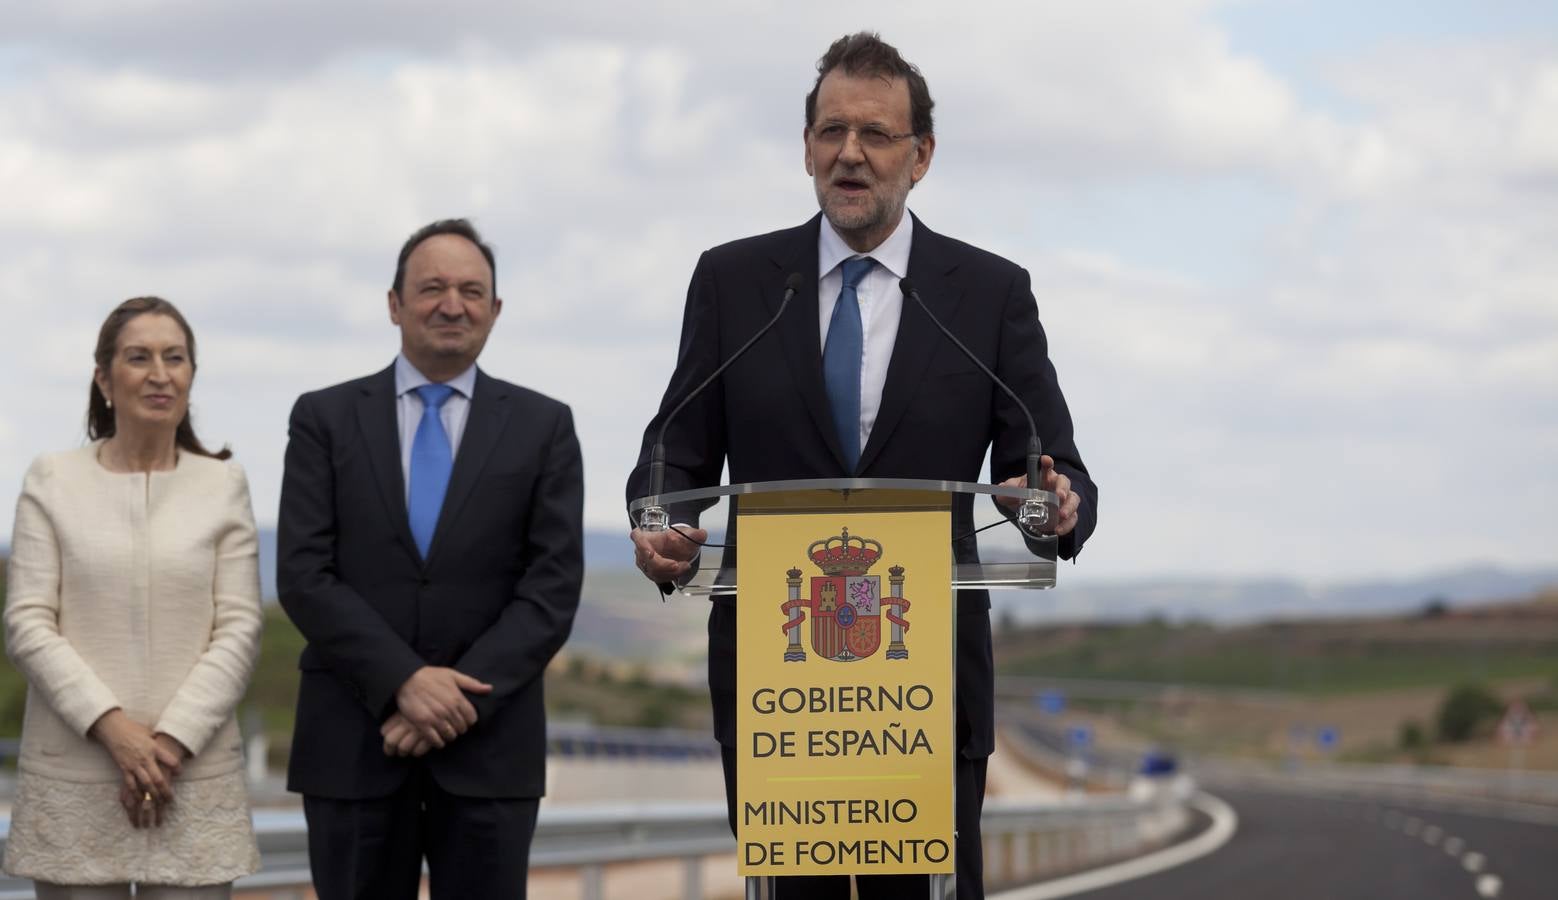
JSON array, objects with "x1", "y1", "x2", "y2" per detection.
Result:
[
  {"x1": 640, "y1": 272, "x2": 806, "y2": 532},
  {"x1": 898, "y1": 277, "x2": 1053, "y2": 536}
]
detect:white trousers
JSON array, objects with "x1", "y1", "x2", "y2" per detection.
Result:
[{"x1": 34, "y1": 883, "x2": 232, "y2": 900}]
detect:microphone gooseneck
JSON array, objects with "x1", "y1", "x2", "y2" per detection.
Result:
[
  {"x1": 642, "y1": 272, "x2": 805, "y2": 529},
  {"x1": 898, "y1": 276, "x2": 1051, "y2": 534}
]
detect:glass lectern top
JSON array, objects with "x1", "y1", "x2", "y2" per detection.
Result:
[{"x1": 630, "y1": 477, "x2": 1060, "y2": 595}]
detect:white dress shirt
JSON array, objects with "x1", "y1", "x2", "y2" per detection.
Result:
[
  {"x1": 394, "y1": 353, "x2": 477, "y2": 501},
  {"x1": 817, "y1": 211, "x2": 913, "y2": 454}
]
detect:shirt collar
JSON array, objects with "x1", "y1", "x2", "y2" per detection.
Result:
[
  {"x1": 818, "y1": 210, "x2": 914, "y2": 282},
  {"x1": 394, "y1": 353, "x2": 477, "y2": 399}
]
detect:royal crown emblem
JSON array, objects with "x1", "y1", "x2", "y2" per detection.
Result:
[
  {"x1": 781, "y1": 527, "x2": 910, "y2": 663},
  {"x1": 808, "y1": 527, "x2": 883, "y2": 575}
]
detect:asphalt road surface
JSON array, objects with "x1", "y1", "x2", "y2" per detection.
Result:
[{"x1": 1066, "y1": 786, "x2": 1557, "y2": 900}]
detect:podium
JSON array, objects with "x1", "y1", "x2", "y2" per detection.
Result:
[{"x1": 632, "y1": 478, "x2": 1059, "y2": 900}]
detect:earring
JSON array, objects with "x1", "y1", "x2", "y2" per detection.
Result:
[{"x1": 105, "y1": 397, "x2": 113, "y2": 409}]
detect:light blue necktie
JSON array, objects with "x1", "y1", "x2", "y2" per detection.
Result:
[
  {"x1": 408, "y1": 383, "x2": 456, "y2": 558},
  {"x1": 823, "y1": 257, "x2": 874, "y2": 471}
]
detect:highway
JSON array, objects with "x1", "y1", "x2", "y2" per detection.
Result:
[{"x1": 1056, "y1": 785, "x2": 1557, "y2": 900}]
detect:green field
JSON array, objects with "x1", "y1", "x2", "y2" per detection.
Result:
[{"x1": 995, "y1": 607, "x2": 1558, "y2": 695}]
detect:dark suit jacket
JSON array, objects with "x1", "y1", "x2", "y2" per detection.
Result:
[
  {"x1": 279, "y1": 364, "x2": 583, "y2": 800},
  {"x1": 626, "y1": 213, "x2": 1097, "y2": 761}
]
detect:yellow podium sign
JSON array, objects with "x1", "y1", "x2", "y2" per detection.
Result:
[{"x1": 736, "y1": 490, "x2": 954, "y2": 876}]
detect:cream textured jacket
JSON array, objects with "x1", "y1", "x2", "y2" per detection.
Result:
[{"x1": 4, "y1": 443, "x2": 263, "y2": 782}]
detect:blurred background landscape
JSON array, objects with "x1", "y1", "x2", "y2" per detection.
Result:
[{"x1": 4, "y1": 530, "x2": 1551, "y2": 774}]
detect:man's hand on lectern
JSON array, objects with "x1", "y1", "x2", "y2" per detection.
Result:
[
  {"x1": 631, "y1": 525, "x2": 707, "y2": 584},
  {"x1": 995, "y1": 454, "x2": 1080, "y2": 537}
]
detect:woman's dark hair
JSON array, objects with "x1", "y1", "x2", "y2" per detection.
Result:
[{"x1": 87, "y1": 296, "x2": 231, "y2": 460}]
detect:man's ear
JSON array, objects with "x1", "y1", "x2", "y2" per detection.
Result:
[
  {"x1": 910, "y1": 133, "x2": 935, "y2": 186},
  {"x1": 387, "y1": 289, "x2": 402, "y2": 325}
]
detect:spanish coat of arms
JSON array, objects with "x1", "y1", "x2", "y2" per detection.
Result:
[{"x1": 780, "y1": 527, "x2": 910, "y2": 662}]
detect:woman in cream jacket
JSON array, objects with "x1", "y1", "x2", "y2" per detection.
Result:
[{"x1": 4, "y1": 297, "x2": 262, "y2": 899}]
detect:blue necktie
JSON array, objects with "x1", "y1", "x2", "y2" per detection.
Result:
[
  {"x1": 408, "y1": 383, "x2": 456, "y2": 558},
  {"x1": 823, "y1": 257, "x2": 874, "y2": 471}
]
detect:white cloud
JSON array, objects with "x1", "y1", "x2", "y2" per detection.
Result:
[{"x1": 1, "y1": 1, "x2": 1554, "y2": 581}]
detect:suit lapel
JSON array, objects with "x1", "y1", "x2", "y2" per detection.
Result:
[
  {"x1": 858, "y1": 216, "x2": 965, "y2": 473},
  {"x1": 770, "y1": 215, "x2": 849, "y2": 472},
  {"x1": 355, "y1": 365, "x2": 421, "y2": 561},
  {"x1": 425, "y1": 369, "x2": 511, "y2": 567}
]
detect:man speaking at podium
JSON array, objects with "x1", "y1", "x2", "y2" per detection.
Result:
[{"x1": 627, "y1": 33, "x2": 1097, "y2": 899}]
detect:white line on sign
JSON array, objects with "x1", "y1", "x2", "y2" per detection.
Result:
[
  {"x1": 1476, "y1": 874, "x2": 1502, "y2": 898},
  {"x1": 1422, "y1": 825, "x2": 1442, "y2": 845},
  {"x1": 989, "y1": 793, "x2": 1239, "y2": 900},
  {"x1": 1463, "y1": 852, "x2": 1486, "y2": 873},
  {"x1": 1444, "y1": 836, "x2": 1464, "y2": 856}
]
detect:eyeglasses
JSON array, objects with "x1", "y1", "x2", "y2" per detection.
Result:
[{"x1": 810, "y1": 121, "x2": 917, "y2": 151}]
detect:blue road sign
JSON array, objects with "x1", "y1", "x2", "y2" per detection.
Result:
[
  {"x1": 1068, "y1": 725, "x2": 1093, "y2": 749},
  {"x1": 1038, "y1": 690, "x2": 1066, "y2": 715},
  {"x1": 1316, "y1": 727, "x2": 1340, "y2": 750}
]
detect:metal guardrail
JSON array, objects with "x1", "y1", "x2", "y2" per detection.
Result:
[
  {"x1": 0, "y1": 804, "x2": 739, "y2": 900},
  {"x1": 0, "y1": 717, "x2": 1198, "y2": 899},
  {"x1": 1197, "y1": 759, "x2": 1558, "y2": 825},
  {"x1": 548, "y1": 723, "x2": 720, "y2": 761},
  {"x1": 0, "y1": 788, "x2": 1193, "y2": 900},
  {"x1": 981, "y1": 784, "x2": 1193, "y2": 889}
]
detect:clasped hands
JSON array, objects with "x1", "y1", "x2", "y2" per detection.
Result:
[
  {"x1": 89, "y1": 709, "x2": 190, "y2": 829},
  {"x1": 380, "y1": 665, "x2": 493, "y2": 758}
]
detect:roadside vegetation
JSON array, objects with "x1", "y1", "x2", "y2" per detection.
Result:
[{"x1": 994, "y1": 592, "x2": 1558, "y2": 768}]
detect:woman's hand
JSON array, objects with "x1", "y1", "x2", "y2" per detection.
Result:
[
  {"x1": 88, "y1": 709, "x2": 180, "y2": 803},
  {"x1": 153, "y1": 732, "x2": 191, "y2": 775},
  {"x1": 118, "y1": 781, "x2": 166, "y2": 829}
]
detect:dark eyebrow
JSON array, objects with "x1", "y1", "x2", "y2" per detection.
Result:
[
  {"x1": 120, "y1": 343, "x2": 187, "y2": 354},
  {"x1": 822, "y1": 118, "x2": 893, "y2": 130}
]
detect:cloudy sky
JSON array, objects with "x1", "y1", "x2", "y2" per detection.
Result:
[{"x1": 2, "y1": 0, "x2": 1554, "y2": 585}]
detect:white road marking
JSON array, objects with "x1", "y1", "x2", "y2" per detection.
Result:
[
  {"x1": 1476, "y1": 874, "x2": 1502, "y2": 898},
  {"x1": 1464, "y1": 851, "x2": 1486, "y2": 873},
  {"x1": 991, "y1": 792, "x2": 1240, "y2": 900},
  {"x1": 1422, "y1": 825, "x2": 1442, "y2": 845},
  {"x1": 1444, "y1": 836, "x2": 1465, "y2": 856},
  {"x1": 1404, "y1": 817, "x2": 1422, "y2": 836}
]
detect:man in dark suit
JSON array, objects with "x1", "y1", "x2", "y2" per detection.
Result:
[
  {"x1": 279, "y1": 219, "x2": 583, "y2": 899},
  {"x1": 627, "y1": 33, "x2": 1097, "y2": 900}
]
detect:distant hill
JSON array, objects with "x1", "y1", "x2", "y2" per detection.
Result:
[
  {"x1": 248, "y1": 528, "x2": 1557, "y2": 666},
  {"x1": 257, "y1": 526, "x2": 663, "y2": 600},
  {"x1": 989, "y1": 566, "x2": 1558, "y2": 627},
  {"x1": 994, "y1": 590, "x2": 1558, "y2": 694}
]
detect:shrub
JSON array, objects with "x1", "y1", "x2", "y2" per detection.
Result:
[{"x1": 1436, "y1": 683, "x2": 1503, "y2": 743}]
